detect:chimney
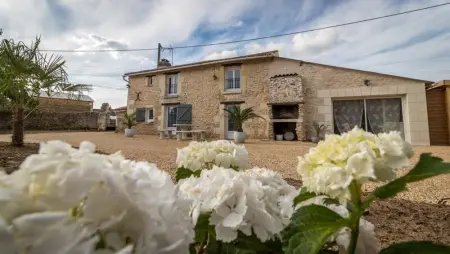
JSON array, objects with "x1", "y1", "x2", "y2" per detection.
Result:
[{"x1": 158, "y1": 58, "x2": 171, "y2": 68}]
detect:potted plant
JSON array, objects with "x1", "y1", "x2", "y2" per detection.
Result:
[
  {"x1": 224, "y1": 105, "x2": 264, "y2": 143},
  {"x1": 124, "y1": 112, "x2": 136, "y2": 137},
  {"x1": 312, "y1": 122, "x2": 328, "y2": 143}
]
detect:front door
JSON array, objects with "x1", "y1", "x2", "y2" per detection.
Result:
[
  {"x1": 226, "y1": 104, "x2": 240, "y2": 139},
  {"x1": 167, "y1": 106, "x2": 178, "y2": 135}
]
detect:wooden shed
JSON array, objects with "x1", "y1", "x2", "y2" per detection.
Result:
[{"x1": 426, "y1": 80, "x2": 450, "y2": 145}]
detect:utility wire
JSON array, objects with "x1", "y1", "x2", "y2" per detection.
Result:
[{"x1": 40, "y1": 2, "x2": 450, "y2": 53}]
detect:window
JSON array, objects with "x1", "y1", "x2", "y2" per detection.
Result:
[
  {"x1": 225, "y1": 67, "x2": 241, "y2": 90},
  {"x1": 136, "y1": 108, "x2": 154, "y2": 123},
  {"x1": 147, "y1": 108, "x2": 154, "y2": 122},
  {"x1": 147, "y1": 76, "x2": 154, "y2": 86},
  {"x1": 166, "y1": 74, "x2": 178, "y2": 95},
  {"x1": 333, "y1": 98, "x2": 404, "y2": 138}
]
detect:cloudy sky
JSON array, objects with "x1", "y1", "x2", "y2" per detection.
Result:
[{"x1": 1, "y1": 0, "x2": 450, "y2": 108}]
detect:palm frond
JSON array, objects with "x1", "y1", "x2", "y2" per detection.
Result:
[{"x1": 223, "y1": 105, "x2": 265, "y2": 132}]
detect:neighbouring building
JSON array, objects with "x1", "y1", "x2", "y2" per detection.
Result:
[
  {"x1": 38, "y1": 91, "x2": 94, "y2": 113},
  {"x1": 426, "y1": 80, "x2": 450, "y2": 145},
  {"x1": 124, "y1": 51, "x2": 433, "y2": 146}
]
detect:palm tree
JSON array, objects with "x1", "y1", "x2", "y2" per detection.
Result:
[
  {"x1": 223, "y1": 105, "x2": 264, "y2": 132},
  {"x1": 0, "y1": 37, "x2": 92, "y2": 146},
  {"x1": 123, "y1": 112, "x2": 136, "y2": 129}
]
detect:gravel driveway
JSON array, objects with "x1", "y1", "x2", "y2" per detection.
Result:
[{"x1": 1, "y1": 131, "x2": 449, "y2": 204}]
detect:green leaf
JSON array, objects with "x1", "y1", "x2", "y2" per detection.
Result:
[
  {"x1": 374, "y1": 153, "x2": 450, "y2": 200},
  {"x1": 194, "y1": 213, "x2": 212, "y2": 243},
  {"x1": 322, "y1": 198, "x2": 340, "y2": 206},
  {"x1": 380, "y1": 241, "x2": 450, "y2": 254},
  {"x1": 175, "y1": 167, "x2": 201, "y2": 182},
  {"x1": 293, "y1": 187, "x2": 318, "y2": 206},
  {"x1": 282, "y1": 204, "x2": 349, "y2": 254}
]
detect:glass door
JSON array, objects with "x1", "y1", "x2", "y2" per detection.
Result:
[
  {"x1": 226, "y1": 104, "x2": 240, "y2": 139},
  {"x1": 333, "y1": 98, "x2": 404, "y2": 137},
  {"x1": 166, "y1": 106, "x2": 178, "y2": 135}
]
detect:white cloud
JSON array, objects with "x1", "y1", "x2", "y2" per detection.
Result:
[
  {"x1": 245, "y1": 42, "x2": 285, "y2": 55},
  {"x1": 292, "y1": 29, "x2": 343, "y2": 55},
  {"x1": 1, "y1": 0, "x2": 450, "y2": 106},
  {"x1": 204, "y1": 50, "x2": 238, "y2": 60}
]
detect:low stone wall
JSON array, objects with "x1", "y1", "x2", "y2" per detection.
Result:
[{"x1": 0, "y1": 110, "x2": 98, "y2": 130}]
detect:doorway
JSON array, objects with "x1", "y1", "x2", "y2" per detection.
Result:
[
  {"x1": 166, "y1": 106, "x2": 178, "y2": 135},
  {"x1": 226, "y1": 104, "x2": 240, "y2": 139}
]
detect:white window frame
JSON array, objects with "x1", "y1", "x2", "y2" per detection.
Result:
[
  {"x1": 225, "y1": 66, "x2": 241, "y2": 91},
  {"x1": 166, "y1": 74, "x2": 178, "y2": 96},
  {"x1": 146, "y1": 108, "x2": 154, "y2": 123}
]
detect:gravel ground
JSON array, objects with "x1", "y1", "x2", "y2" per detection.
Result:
[
  {"x1": 0, "y1": 131, "x2": 449, "y2": 204},
  {"x1": 1, "y1": 132, "x2": 450, "y2": 246}
]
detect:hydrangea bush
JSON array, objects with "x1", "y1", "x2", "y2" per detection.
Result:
[
  {"x1": 2, "y1": 129, "x2": 450, "y2": 254},
  {"x1": 0, "y1": 141, "x2": 194, "y2": 254},
  {"x1": 175, "y1": 140, "x2": 248, "y2": 181}
]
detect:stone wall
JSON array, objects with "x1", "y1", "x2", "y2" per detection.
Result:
[
  {"x1": 38, "y1": 97, "x2": 93, "y2": 113},
  {"x1": 268, "y1": 75, "x2": 303, "y2": 104},
  {"x1": 0, "y1": 110, "x2": 98, "y2": 130}
]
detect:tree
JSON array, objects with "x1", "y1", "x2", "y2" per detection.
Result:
[{"x1": 0, "y1": 37, "x2": 91, "y2": 146}]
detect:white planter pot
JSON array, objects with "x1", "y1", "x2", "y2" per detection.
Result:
[
  {"x1": 275, "y1": 134, "x2": 283, "y2": 141},
  {"x1": 125, "y1": 128, "x2": 135, "y2": 137},
  {"x1": 234, "y1": 132, "x2": 246, "y2": 143}
]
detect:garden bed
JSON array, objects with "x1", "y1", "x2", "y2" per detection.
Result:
[{"x1": 1, "y1": 142, "x2": 450, "y2": 248}]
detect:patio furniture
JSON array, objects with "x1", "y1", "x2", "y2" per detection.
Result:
[
  {"x1": 158, "y1": 129, "x2": 175, "y2": 139},
  {"x1": 176, "y1": 130, "x2": 206, "y2": 141},
  {"x1": 174, "y1": 124, "x2": 192, "y2": 139}
]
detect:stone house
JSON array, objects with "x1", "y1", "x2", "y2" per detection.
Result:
[
  {"x1": 38, "y1": 91, "x2": 94, "y2": 113},
  {"x1": 124, "y1": 51, "x2": 432, "y2": 145}
]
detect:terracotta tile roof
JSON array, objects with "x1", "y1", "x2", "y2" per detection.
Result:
[
  {"x1": 270, "y1": 73, "x2": 299, "y2": 78},
  {"x1": 114, "y1": 106, "x2": 127, "y2": 111},
  {"x1": 124, "y1": 51, "x2": 279, "y2": 76}
]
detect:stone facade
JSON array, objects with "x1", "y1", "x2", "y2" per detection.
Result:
[
  {"x1": 127, "y1": 55, "x2": 431, "y2": 145},
  {"x1": 269, "y1": 58, "x2": 430, "y2": 145}
]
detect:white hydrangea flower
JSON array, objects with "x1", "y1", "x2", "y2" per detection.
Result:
[
  {"x1": 176, "y1": 140, "x2": 248, "y2": 172},
  {"x1": 296, "y1": 196, "x2": 380, "y2": 254},
  {"x1": 297, "y1": 127, "x2": 413, "y2": 204},
  {"x1": 177, "y1": 166, "x2": 297, "y2": 243},
  {"x1": 0, "y1": 140, "x2": 194, "y2": 254}
]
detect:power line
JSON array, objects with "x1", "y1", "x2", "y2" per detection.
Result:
[{"x1": 40, "y1": 2, "x2": 450, "y2": 53}]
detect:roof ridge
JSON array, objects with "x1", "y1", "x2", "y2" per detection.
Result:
[{"x1": 125, "y1": 50, "x2": 279, "y2": 76}]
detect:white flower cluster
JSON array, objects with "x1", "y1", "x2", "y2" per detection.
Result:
[
  {"x1": 177, "y1": 166, "x2": 297, "y2": 243},
  {"x1": 176, "y1": 140, "x2": 248, "y2": 172},
  {"x1": 0, "y1": 141, "x2": 194, "y2": 254},
  {"x1": 296, "y1": 196, "x2": 379, "y2": 254},
  {"x1": 297, "y1": 127, "x2": 413, "y2": 204}
]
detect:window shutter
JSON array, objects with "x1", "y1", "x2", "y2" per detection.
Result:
[
  {"x1": 176, "y1": 104, "x2": 192, "y2": 124},
  {"x1": 136, "y1": 108, "x2": 145, "y2": 122}
]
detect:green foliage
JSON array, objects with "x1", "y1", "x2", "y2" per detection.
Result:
[
  {"x1": 282, "y1": 205, "x2": 349, "y2": 254},
  {"x1": 312, "y1": 122, "x2": 329, "y2": 137},
  {"x1": 0, "y1": 36, "x2": 92, "y2": 146},
  {"x1": 223, "y1": 105, "x2": 264, "y2": 132},
  {"x1": 379, "y1": 241, "x2": 450, "y2": 254},
  {"x1": 293, "y1": 187, "x2": 318, "y2": 207},
  {"x1": 175, "y1": 167, "x2": 202, "y2": 182},
  {"x1": 373, "y1": 153, "x2": 450, "y2": 200},
  {"x1": 123, "y1": 112, "x2": 136, "y2": 129}
]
